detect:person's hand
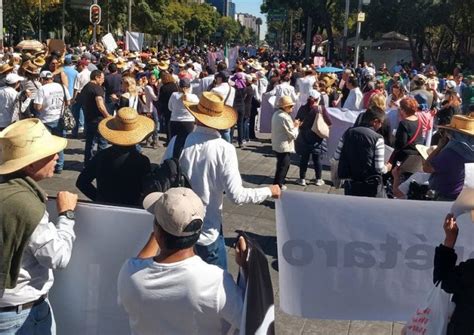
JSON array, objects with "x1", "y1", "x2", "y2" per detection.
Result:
[
  {"x1": 57, "y1": 191, "x2": 78, "y2": 213},
  {"x1": 443, "y1": 213, "x2": 458, "y2": 249},
  {"x1": 385, "y1": 162, "x2": 393, "y2": 172},
  {"x1": 294, "y1": 119, "x2": 301, "y2": 128},
  {"x1": 269, "y1": 184, "x2": 281, "y2": 198},
  {"x1": 235, "y1": 236, "x2": 248, "y2": 268}
]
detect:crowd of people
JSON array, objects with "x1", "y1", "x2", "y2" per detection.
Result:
[{"x1": 0, "y1": 41, "x2": 473, "y2": 334}]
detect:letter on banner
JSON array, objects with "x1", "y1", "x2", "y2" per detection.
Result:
[{"x1": 276, "y1": 191, "x2": 474, "y2": 321}]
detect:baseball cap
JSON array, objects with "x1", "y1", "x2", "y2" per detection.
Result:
[
  {"x1": 309, "y1": 89, "x2": 321, "y2": 100},
  {"x1": 143, "y1": 188, "x2": 204, "y2": 238},
  {"x1": 39, "y1": 71, "x2": 53, "y2": 79},
  {"x1": 5, "y1": 73, "x2": 25, "y2": 85}
]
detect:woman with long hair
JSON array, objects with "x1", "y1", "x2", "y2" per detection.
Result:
[
  {"x1": 386, "y1": 83, "x2": 405, "y2": 109},
  {"x1": 168, "y1": 78, "x2": 199, "y2": 139},
  {"x1": 119, "y1": 76, "x2": 140, "y2": 110},
  {"x1": 157, "y1": 72, "x2": 179, "y2": 144}
]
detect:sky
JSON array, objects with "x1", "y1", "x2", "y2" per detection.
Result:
[{"x1": 233, "y1": 0, "x2": 267, "y2": 39}]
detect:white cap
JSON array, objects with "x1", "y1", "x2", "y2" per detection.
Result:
[
  {"x1": 40, "y1": 71, "x2": 53, "y2": 79},
  {"x1": 143, "y1": 188, "x2": 204, "y2": 237},
  {"x1": 5, "y1": 73, "x2": 25, "y2": 85},
  {"x1": 309, "y1": 89, "x2": 321, "y2": 100}
]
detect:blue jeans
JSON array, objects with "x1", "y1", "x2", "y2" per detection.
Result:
[
  {"x1": 151, "y1": 108, "x2": 160, "y2": 141},
  {"x1": 71, "y1": 103, "x2": 84, "y2": 137},
  {"x1": 243, "y1": 117, "x2": 250, "y2": 142},
  {"x1": 195, "y1": 231, "x2": 228, "y2": 270},
  {"x1": 0, "y1": 299, "x2": 56, "y2": 334},
  {"x1": 219, "y1": 129, "x2": 231, "y2": 143},
  {"x1": 44, "y1": 121, "x2": 64, "y2": 171},
  {"x1": 84, "y1": 121, "x2": 108, "y2": 166}
]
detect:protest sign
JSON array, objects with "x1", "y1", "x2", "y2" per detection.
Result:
[
  {"x1": 125, "y1": 31, "x2": 144, "y2": 51},
  {"x1": 47, "y1": 39, "x2": 66, "y2": 56},
  {"x1": 101, "y1": 33, "x2": 118, "y2": 52},
  {"x1": 47, "y1": 201, "x2": 152, "y2": 335},
  {"x1": 452, "y1": 163, "x2": 474, "y2": 222},
  {"x1": 276, "y1": 191, "x2": 474, "y2": 321}
]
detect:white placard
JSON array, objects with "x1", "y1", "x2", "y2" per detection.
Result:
[
  {"x1": 276, "y1": 191, "x2": 474, "y2": 321},
  {"x1": 101, "y1": 33, "x2": 118, "y2": 52},
  {"x1": 125, "y1": 31, "x2": 144, "y2": 51},
  {"x1": 452, "y1": 163, "x2": 474, "y2": 221}
]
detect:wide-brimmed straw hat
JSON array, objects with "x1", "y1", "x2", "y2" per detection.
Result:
[
  {"x1": 157, "y1": 61, "x2": 169, "y2": 71},
  {"x1": 98, "y1": 107, "x2": 155, "y2": 146},
  {"x1": 149, "y1": 58, "x2": 158, "y2": 66},
  {"x1": 0, "y1": 63, "x2": 13, "y2": 74},
  {"x1": 32, "y1": 57, "x2": 46, "y2": 68},
  {"x1": 22, "y1": 60, "x2": 40, "y2": 75},
  {"x1": 438, "y1": 113, "x2": 474, "y2": 136},
  {"x1": 278, "y1": 96, "x2": 295, "y2": 109},
  {"x1": 183, "y1": 92, "x2": 237, "y2": 130},
  {"x1": 0, "y1": 119, "x2": 67, "y2": 175}
]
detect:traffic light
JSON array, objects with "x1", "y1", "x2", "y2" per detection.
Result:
[{"x1": 89, "y1": 4, "x2": 101, "y2": 25}]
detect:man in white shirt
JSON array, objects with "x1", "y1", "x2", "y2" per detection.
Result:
[
  {"x1": 343, "y1": 76, "x2": 363, "y2": 111},
  {"x1": 118, "y1": 187, "x2": 247, "y2": 335},
  {"x1": 211, "y1": 72, "x2": 235, "y2": 143},
  {"x1": 72, "y1": 60, "x2": 91, "y2": 136},
  {"x1": 162, "y1": 92, "x2": 280, "y2": 270},
  {"x1": 0, "y1": 74, "x2": 24, "y2": 130},
  {"x1": 295, "y1": 69, "x2": 316, "y2": 112},
  {"x1": 34, "y1": 71, "x2": 71, "y2": 174},
  {"x1": 0, "y1": 118, "x2": 78, "y2": 334}
]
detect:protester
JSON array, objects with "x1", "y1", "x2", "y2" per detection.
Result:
[
  {"x1": 34, "y1": 70, "x2": 71, "y2": 174},
  {"x1": 211, "y1": 71, "x2": 235, "y2": 143},
  {"x1": 118, "y1": 187, "x2": 247, "y2": 334},
  {"x1": 335, "y1": 106, "x2": 391, "y2": 197},
  {"x1": 162, "y1": 92, "x2": 280, "y2": 270},
  {"x1": 271, "y1": 95, "x2": 300, "y2": 190},
  {"x1": 295, "y1": 90, "x2": 332, "y2": 187},
  {"x1": 342, "y1": 76, "x2": 363, "y2": 110},
  {"x1": 433, "y1": 213, "x2": 474, "y2": 334},
  {"x1": 143, "y1": 73, "x2": 160, "y2": 148},
  {"x1": 158, "y1": 72, "x2": 179, "y2": 144},
  {"x1": 0, "y1": 73, "x2": 24, "y2": 130},
  {"x1": 76, "y1": 107, "x2": 153, "y2": 206},
  {"x1": 72, "y1": 59, "x2": 91, "y2": 137},
  {"x1": 423, "y1": 113, "x2": 474, "y2": 201},
  {"x1": 78, "y1": 69, "x2": 110, "y2": 165},
  {"x1": 168, "y1": 78, "x2": 199, "y2": 139},
  {"x1": 103, "y1": 62, "x2": 122, "y2": 116},
  {"x1": 0, "y1": 119, "x2": 78, "y2": 334}
]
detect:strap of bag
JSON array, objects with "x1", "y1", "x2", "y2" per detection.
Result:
[
  {"x1": 59, "y1": 84, "x2": 67, "y2": 118},
  {"x1": 224, "y1": 85, "x2": 231, "y2": 105},
  {"x1": 406, "y1": 117, "x2": 422, "y2": 147}
]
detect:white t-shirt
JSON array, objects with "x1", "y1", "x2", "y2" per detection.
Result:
[
  {"x1": 117, "y1": 255, "x2": 244, "y2": 335},
  {"x1": 211, "y1": 83, "x2": 235, "y2": 107},
  {"x1": 73, "y1": 68, "x2": 91, "y2": 93},
  {"x1": 34, "y1": 82, "x2": 71, "y2": 123},
  {"x1": 168, "y1": 92, "x2": 199, "y2": 122}
]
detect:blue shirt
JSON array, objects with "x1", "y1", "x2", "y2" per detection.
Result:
[{"x1": 63, "y1": 65, "x2": 78, "y2": 97}]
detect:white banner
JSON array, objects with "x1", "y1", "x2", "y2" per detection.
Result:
[
  {"x1": 228, "y1": 46, "x2": 240, "y2": 70},
  {"x1": 47, "y1": 201, "x2": 152, "y2": 335},
  {"x1": 276, "y1": 191, "x2": 474, "y2": 321},
  {"x1": 125, "y1": 31, "x2": 144, "y2": 51}
]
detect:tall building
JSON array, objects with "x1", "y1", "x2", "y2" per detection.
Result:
[
  {"x1": 206, "y1": 0, "x2": 235, "y2": 17},
  {"x1": 236, "y1": 13, "x2": 258, "y2": 33}
]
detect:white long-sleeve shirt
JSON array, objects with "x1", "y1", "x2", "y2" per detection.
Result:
[
  {"x1": 0, "y1": 211, "x2": 75, "y2": 306},
  {"x1": 267, "y1": 82, "x2": 298, "y2": 105},
  {"x1": 162, "y1": 126, "x2": 272, "y2": 245},
  {"x1": 343, "y1": 87, "x2": 363, "y2": 110}
]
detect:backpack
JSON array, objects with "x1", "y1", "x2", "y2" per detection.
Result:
[{"x1": 141, "y1": 134, "x2": 191, "y2": 199}]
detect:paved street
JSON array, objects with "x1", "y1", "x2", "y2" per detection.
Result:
[{"x1": 39, "y1": 135, "x2": 405, "y2": 335}]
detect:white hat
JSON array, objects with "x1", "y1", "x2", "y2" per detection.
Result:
[
  {"x1": 446, "y1": 80, "x2": 456, "y2": 90},
  {"x1": 143, "y1": 188, "x2": 205, "y2": 238},
  {"x1": 5, "y1": 73, "x2": 24, "y2": 85},
  {"x1": 40, "y1": 71, "x2": 53, "y2": 79},
  {"x1": 309, "y1": 89, "x2": 321, "y2": 100}
]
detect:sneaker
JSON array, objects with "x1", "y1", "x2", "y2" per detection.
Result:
[
  {"x1": 315, "y1": 179, "x2": 325, "y2": 186},
  {"x1": 281, "y1": 185, "x2": 288, "y2": 191},
  {"x1": 296, "y1": 178, "x2": 307, "y2": 186}
]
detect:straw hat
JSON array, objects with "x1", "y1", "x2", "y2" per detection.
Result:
[
  {"x1": 106, "y1": 53, "x2": 117, "y2": 62},
  {"x1": 22, "y1": 60, "x2": 40, "y2": 75},
  {"x1": 438, "y1": 114, "x2": 474, "y2": 136},
  {"x1": 278, "y1": 96, "x2": 295, "y2": 109},
  {"x1": 0, "y1": 63, "x2": 13, "y2": 74},
  {"x1": 116, "y1": 58, "x2": 127, "y2": 69},
  {"x1": 98, "y1": 107, "x2": 155, "y2": 146},
  {"x1": 33, "y1": 57, "x2": 46, "y2": 68},
  {"x1": 0, "y1": 119, "x2": 67, "y2": 175},
  {"x1": 157, "y1": 61, "x2": 169, "y2": 71},
  {"x1": 183, "y1": 92, "x2": 237, "y2": 130},
  {"x1": 149, "y1": 58, "x2": 158, "y2": 66}
]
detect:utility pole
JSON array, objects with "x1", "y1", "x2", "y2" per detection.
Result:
[
  {"x1": 39, "y1": 0, "x2": 42, "y2": 41},
  {"x1": 341, "y1": 0, "x2": 350, "y2": 63},
  {"x1": 289, "y1": 11, "x2": 293, "y2": 54},
  {"x1": 62, "y1": 0, "x2": 66, "y2": 40},
  {"x1": 304, "y1": 15, "x2": 312, "y2": 62},
  {"x1": 354, "y1": 0, "x2": 370, "y2": 68},
  {"x1": 128, "y1": 0, "x2": 132, "y2": 33},
  {"x1": 0, "y1": 0, "x2": 3, "y2": 50}
]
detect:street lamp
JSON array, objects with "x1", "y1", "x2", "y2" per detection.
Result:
[
  {"x1": 354, "y1": 0, "x2": 370, "y2": 68},
  {"x1": 255, "y1": 17, "x2": 262, "y2": 47}
]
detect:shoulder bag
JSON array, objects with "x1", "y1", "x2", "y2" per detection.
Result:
[
  {"x1": 311, "y1": 106, "x2": 330, "y2": 139},
  {"x1": 58, "y1": 84, "x2": 76, "y2": 131}
]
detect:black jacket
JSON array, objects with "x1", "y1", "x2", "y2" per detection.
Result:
[{"x1": 434, "y1": 245, "x2": 474, "y2": 335}]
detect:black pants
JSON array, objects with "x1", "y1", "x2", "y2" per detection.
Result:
[
  {"x1": 169, "y1": 121, "x2": 194, "y2": 139},
  {"x1": 235, "y1": 104, "x2": 245, "y2": 145},
  {"x1": 274, "y1": 152, "x2": 291, "y2": 187},
  {"x1": 299, "y1": 152, "x2": 322, "y2": 180},
  {"x1": 344, "y1": 178, "x2": 382, "y2": 198},
  {"x1": 249, "y1": 103, "x2": 259, "y2": 139}
]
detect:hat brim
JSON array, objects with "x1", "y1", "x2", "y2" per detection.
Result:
[
  {"x1": 184, "y1": 102, "x2": 237, "y2": 130},
  {"x1": 143, "y1": 192, "x2": 164, "y2": 213},
  {"x1": 279, "y1": 102, "x2": 295, "y2": 109},
  {"x1": 157, "y1": 65, "x2": 168, "y2": 70},
  {"x1": 0, "y1": 65, "x2": 14, "y2": 74},
  {"x1": 0, "y1": 135, "x2": 67, "y2": 175},
  {"x1": 437, "y1": 125, "x2": 474, "y2": 136},
  {"x1": 98, "y1": 115, "x2": 155, "y2": 146}
]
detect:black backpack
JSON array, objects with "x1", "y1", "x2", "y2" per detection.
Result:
[{"x1": 141, "y1": 134, "x2": 191, "y2": 198}]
